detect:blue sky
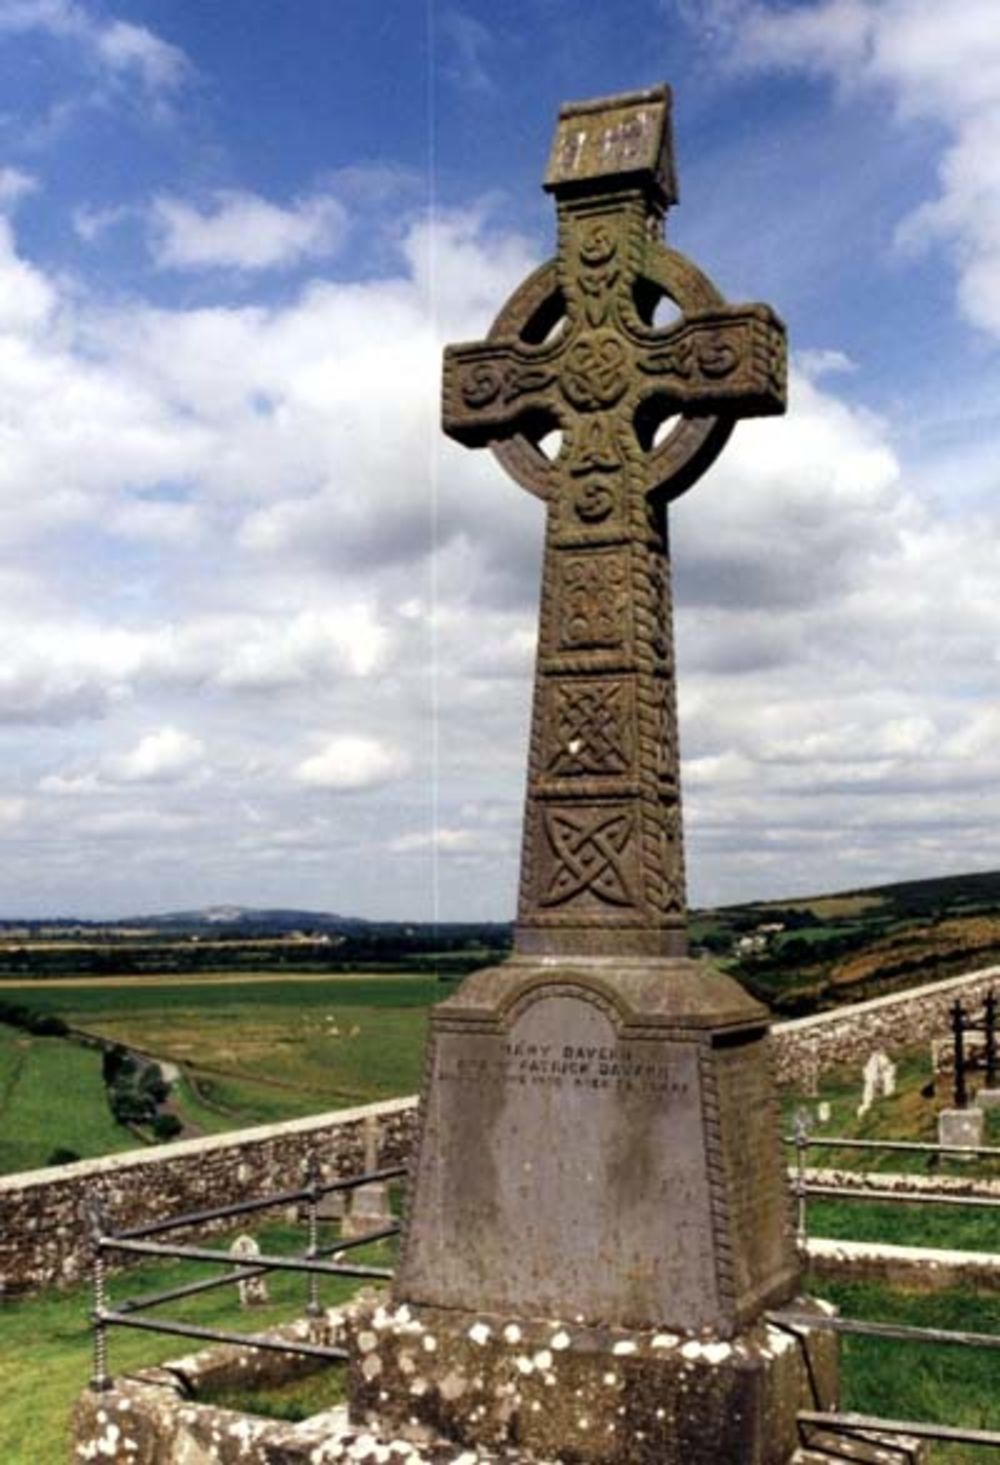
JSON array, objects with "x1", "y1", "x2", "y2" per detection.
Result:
[{"x1": 0, "y1": 0, "x2": 998, "y2": 919}]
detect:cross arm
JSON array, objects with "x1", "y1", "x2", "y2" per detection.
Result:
[
  {"x1": 634, "y1": 304, "x2": 786, "y2": 419},
  {"x1": 442, "y1": 339, "x2": 562, "y2": 447}
]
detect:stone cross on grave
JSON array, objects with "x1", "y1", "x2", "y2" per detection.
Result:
[
  {"x1": 443, "y1": 84, "x2": 784, "y2": 960},
  {"x1": 349, "y1": 87, "x2": 838, "y2": 1465}
]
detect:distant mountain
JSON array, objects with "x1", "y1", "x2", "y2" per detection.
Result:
[{"x1": 131, "y1": 906, "x2": 370, "y2": 933}]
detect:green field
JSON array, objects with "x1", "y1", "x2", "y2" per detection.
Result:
[
  {"x1": 0, "y1": 1026, "x2": 140, "y2": 1173},
  {"x1": 0, "y1": 974, "x2": 442, "y2": 1174}
]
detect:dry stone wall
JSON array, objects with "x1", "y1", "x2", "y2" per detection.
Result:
[
  {"x1": 770, "y1": 964, "x2": 1000, "y2": 1089},
  {"x1": 0, "y1": 1096, "x2": 417, "y2": 1297},
  {"x1": 4, "y1": 963, "x2": 998, "y2": 1297}
]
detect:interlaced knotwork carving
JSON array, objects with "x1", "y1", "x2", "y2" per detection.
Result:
[
  {"x1": 541, "y1": 806, "x2": 635, "y2": 907},
  {"x1": 546, "y1": 681, "x2": 631, "y2": 776},
  {"x1": 441, "y1": 84, "x2": 787, "y2": 958}
]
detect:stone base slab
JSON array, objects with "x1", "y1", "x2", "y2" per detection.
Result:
[
  {"x1": 793, "y1": 1422, "x2": 930, "y2": 1462},
  {"x1": 71, "y1": 1312, "x2": 525, "y2": 1464},
  {"x1": 345, "y1": 1295, "x2": 840, "y2": 1464}
]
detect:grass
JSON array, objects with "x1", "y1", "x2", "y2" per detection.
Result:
[
  {"x1": 0, "y1": 1220, "x2": 394, "y2": 1464},
  {"x1": 786, "y1": 1046, "x2": 1000, "y2": 1176},
  {"x1": 811, "y1": 1279, "x2": 1000, "y2": 1463},
  {"x1": 0, "y1": 1024, "x2": 136, "y2": 1173},
  {"x1": 0, "y1": 974, "x2": 441, "y2": 1174},
  {"x1": 201, "y1": 1368, "x2": 347, "y2": 1422},
  {"x1": 807, "y1": 1196, "x2": 1000, "y2": 1252}
]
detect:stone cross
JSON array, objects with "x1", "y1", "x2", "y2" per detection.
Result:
[
  {"x1": 370, "y1": 89, "x2": 834, "y2": 1465},
  {"x1": 443, "y1": 85, "x2": 785, "y2": 960}
]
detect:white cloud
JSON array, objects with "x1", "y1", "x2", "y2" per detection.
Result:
[
  {"x1": 111, "y1": 727, "x2": 205, "y2": 784},
  {"x1": 719, "y1": 0, "x2": 1000, "y2": 336},
  {"x1": 388, "y1": 826, "x2": 491, "y2": 855},
  {"x1": 96, "y1": 18, "x2": 188, "y2": 92},
  {"x1": 73, "y1": 202, "x2": 133, "y2": 244},
  {"x1": 0, "y1": 797, "x2": 26, "y2": 826},
  {"x1": 38, "y1": 727, "x2": 206, "y2": 797},
  {"x1": 0, "y1": 171, "x2": 996, "y2": 914},
  {"x1": 0, "y1": 167, "x2": 38, "y2": 209},
  {"x1": 294, "y1": 735, "x2": 409, "y2": 792},
  {"x1": 440, "y1": 11, "x2": 496, "y2": 95},
  {"x1": 0, "y1": 1, "x2": 188, "y2": 96},
  {"x1": 0, "y1": 217, "x2": 55, "y2": 330},
  {"x1": 148, "y1": 190, "x2": 348, "y2": 273}
]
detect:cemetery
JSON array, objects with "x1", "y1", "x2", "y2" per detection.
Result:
[
  {"x1": 12, "y1": 83, "x2": 977, "y2": 1464},
  {"x1": 0, "y1": 79, "x2": 994, "y2": 1465}
]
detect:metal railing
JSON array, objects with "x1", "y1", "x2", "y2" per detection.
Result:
[
  {"x1": 85, "y1": 1131, "x2": 1000, "y2": 1455},
  {"x1": 779, "y1": 1119, "x2": 1000, "y2": 1453},
  {"x1": 787, "y1": 1116, "x2": 1000, "y2": 1249},
  {"x1": 87, "y1": 1156, "x2": 405, "y2": 1392},
  {"x1": 766, "y1": 1310, "x2": 1000, "y2": 1456}
]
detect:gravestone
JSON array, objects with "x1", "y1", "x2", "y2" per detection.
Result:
[
  {"x1": 229, "y1": 1233, "x2": 269, "y2": 1307},
  {"x1": 938, "y1": 1106, "x2": 985, "y2": 1158},
  {"x1": 342, "y1": 1116, "x2": 394, "y2": 1238},
  {"x1": 347, "y1": 85, "x2": 837, "y2": 1463},
  {"x1": 857, "y1": 1050, "x2": 896, "y2": 1118}
]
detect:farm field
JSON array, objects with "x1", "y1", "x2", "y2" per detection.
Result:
[
  {"x1": 0, "y1": 973, "x2": 441, "y2": 1173},
  {"x1": 0, "y1": 1026, "x2": 137, "y2": 1174}
]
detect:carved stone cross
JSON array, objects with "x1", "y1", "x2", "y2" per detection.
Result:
[
  {"x1": 378, "y1": 92, "x2": 827, "y2": 1457},
  {"x1": 443, "y1": 85, "x2": 786, "y2": 959}
]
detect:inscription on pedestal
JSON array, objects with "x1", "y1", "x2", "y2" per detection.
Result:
[{"x1": 399, "y1": 986, "x2": 725, "y2": 1331}]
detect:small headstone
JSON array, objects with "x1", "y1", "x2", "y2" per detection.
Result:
[
  {"x1": 857, "y1": 1049, "x2": 896, "y2": 1117},
  {"x1": 938, "y1": 1106, "x2": 984, "y2": 1158},
  {"x1": 229, "y1": 1233, "x2": 268, "y2": 1306},
  {"x1": 316, "y1": 1189, "x2": 345, "y2": 1221},
  {"x1": 817, "y1": 1100, "x2": 831, "y2": 1124},
  {"x1": 342, "y1": 1115, "x2": 393, "y2": 1239},
  {"x1": 977, "y1": 1088, "x2": 1000, "y2": 1110}
]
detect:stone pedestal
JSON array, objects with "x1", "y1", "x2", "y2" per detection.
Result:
[
  {"x1": 346, "y1": 1296, "x2": 838, "y2": 1465},
  {"x1": 395, "y1": 959, "x2": 798, "y2": 1335},
  {"x1": 346, "y1": 957, "x2": 829, "y2": 1460},
  {"x1": 938, "y1": 1107, "x2": 984, "y2": 1157}
]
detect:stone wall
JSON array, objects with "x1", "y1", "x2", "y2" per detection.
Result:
[
  {"x1": 805, "y1": 1236, "x2": 1000, "y2": 1294},
  {"x1": 5, "y1": 961, "x2": 997, "y2": 1296},
  {"x1": 770, "y1": 963, "x2": 1000, "y2": 1089},
  {"x1": 0, "y1": 1096, "x2": 418, "y2": 1297}
]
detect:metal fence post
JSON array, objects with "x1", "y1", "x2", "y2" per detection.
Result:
[
  {"x1": 304, "y1": 1155, "x2": 322, "y2": 1318},
  {"x1": 793, "y1": 1107, "x2": 811, "y2": 1249},
  {"x1": 87, "y1": 1195, "x2": 112, "y2": 1392},
  {"x1": 986, "y1": 989, "x2": 997, "y2": 1090},
  {"x1": 952, "y1": 999, "x2": 967, "y2": 1109}
]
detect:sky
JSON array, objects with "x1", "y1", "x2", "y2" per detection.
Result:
[{"x1": 0, "y1": 0, "x2": 998, "y2": 921}]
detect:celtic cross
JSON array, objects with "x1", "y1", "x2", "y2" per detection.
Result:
[{"x1": 443, "y1": 86, "x2": 786, "y2": 959}]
